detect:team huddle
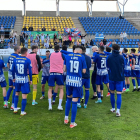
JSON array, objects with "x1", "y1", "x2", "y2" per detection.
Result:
[{"x1": 0, "y1": 44, "x2": 140, "y2": 128}]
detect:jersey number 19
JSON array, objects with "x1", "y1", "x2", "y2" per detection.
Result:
[{"x1": 70, "y1": 60, "x2": 79, "y2": 73}]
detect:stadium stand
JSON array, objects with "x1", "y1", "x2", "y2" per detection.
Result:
[
  {"x1": 23, "y1": 16, "x2": 75, "y2": 33},
  {"x1": 0, "y1": 16, "x2": 16, "y2": 29},
  {"x1": 79, "y1": 17, "x2": 140, "y2": 36}
]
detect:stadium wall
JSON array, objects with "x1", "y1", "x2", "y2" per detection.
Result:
[{"x1": 0, "y1": 11, "x2": 140, "y2": 17}]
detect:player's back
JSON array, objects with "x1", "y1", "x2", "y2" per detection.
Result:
[
  {"x1": 65, "y1": 53, "x2": 86, "y2": 87},
  {"x1": 133, "y1": 55, "x2": 140, "y2": 70},
  {"x1": 14, "y1": 56, "x2": 31, "y2": 83},
  {"x1": 8, "y1": 53, "x2": 19, "y2": 72}
]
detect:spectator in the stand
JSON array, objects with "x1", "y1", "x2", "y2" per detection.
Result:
[
  {"x1": 120, "y1": 32, "x2": 123, "y2": 42},
  {"x1": 19, "y1": 33, "x2": 24, "y2": 46},
  {"x1": 123, "y1": 31, "x2": 127, "y2": 43},
  {"x1": 112, "y1": 40, "x2": 116, "y2": 44},
  {"x1": 9, "y1": 36, "x2": 13, "y2": 44},
  {"x1": 1, "y1": 35, "x2": 4, "y2": 42},
  {"x1": 68, "y1": 33, "x2": 72, "y2": 46},
  {"x1": 31, "y1": 40, "x2": 38, "y2": 47},
  {"x1": 30, "y1": 34, "x2": 34, "y2": 43},
  {"x1": 7, "y1": 42, "x2": 11, "y2": 49},
  {"x1": 54, "y1": 39, "x2": 58, "y2": 46},
  {"x1": 42, "y1": 26, "x2": 46, "y2": 31},
  {"x1": 103, "y1": 37, "x2": 107, "y2": 45},
  {"x1": 0, "y1": 24, "x2": 4, "y2": 35},
  {"x1": 46, "y1": 34, "x2": 50, "y2": 41},
  {"x1": 58, "y1": 32, "x2": 62, "y2": 43},
  {"x1": 74, "y1": 39, "x2": 78, "y2": 46},
  {"x1": 63, "y1": 39, "x2": 69, "y2": 48},
  {"x1": 13, "y1": 35, "x2": 17, "y2": 46},
  {"x1": 49, "y1": 42, "x2": 53, "y2": 48},
  {"x1": 24, "y1": 36, "x2": 28, "y2": 48},
  {"x1": 99, "y1": 40, "x2": 104, "y2": 46},
  {"x1": 35, "y1": 37, "x2": 39, "y2": 46},
  {"x1": 52, "y1": 27, "x2": 56, "y2": 31},
  {"x1": 85, "y1": 41, "x2": 90, "y2": 48},
  {"x1": 36, "y1": 34, "x2": 40, "y2": 43},
  {"x1": 80, "y1": 34, "x2": 87, "y2": 39},
  {"x1": 58, "y1": 40, "x2": 62, "y2": 48},
  {"x1": 22, "y1": 26, "x2": 27, "y2": 31},
  {"x1": 53, "y1": 33, "x2": 57, "y2": 42},
  {"x1": 28, "y1": 25, "x2": 34, "y2": 31},
  {"x1": 63, "y1": 35, "x2": 66, "y2": 41},
  {"x1": 0, "y1": 41, "x2": 4, "y2": 49},
  {"x1": 44, "y1": 40, "x2": 49, "y2": 49},
  {"x1": 37, "y1": 28, "x2": 40, "y2": 31},
  {"x1": 90, "y1": 39, "x2": 94, "y2": 46},
  {"x1": 13, "y1": 31, "x2": 18, "y2": 37},
  {"x1": 41, "y1": 33, "x2": 45, "y2": 46},
  {"x1": 81, "y1": 38, "x2": 85, "y2": 47}
]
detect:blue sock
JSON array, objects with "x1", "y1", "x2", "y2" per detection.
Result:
[
  {"x1": 78, "y1": 98, "x2": 80, "y2": 104},
  {"x1": 71, "y1": 101, "x2": 77, "y2": 123},
  {"x1": 110, "y1": 93, "x2": 115, "y2": 108},
  {"x1": 3, "y1": 97, "x2": 6, "y2": 102},
  {"x1": 52, "y1": 90, "x2": 54, "y2": 95},
  {"x1": 53, "y1": 92, "x2": 57, "y2": 102},
  {"x1": 100, "y1": 84, "x2": 104, "y2": 90},
  {"x1": 65, "y1": 97, "x2": 72, "y2": 116},
  {"x1": 132, "y1": 79, "x2": 136, "y2": 88},
  {"x1": 127, "y1": 84, "x2": 130, "y2": 89},
  {"x1": 137, "y1": 79, "x2": 140, "y2": 87},
  {"x1": 21, "y1": 99, "x2": 27, "y2": 112},
  {"x1": 14, "y1": 95, "x2": 19, "y2": 108},
  {"x1": 42, "y1": 91, "x2": 45, "y2": 96},
  {"x1": 85, "y1": 90, "x2": 89, "y2": 105},
  {"x1": 117, "y1": 94, "x2": 122, "y2": 109},
  {"x1": 6, "y1": 87, "x2": 13, "y2": 101},
  {"x1": 125, "y1": 84, "x2": 127, "y2": 89},
  {"x1": 97, "y1": 92, "x2": 101, "y2": 99},
  {"x1": 12, "y1": 89, "x2": 16, "y2": 104}
]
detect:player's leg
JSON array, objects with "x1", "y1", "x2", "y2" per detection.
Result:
[
  {"x1": 21, "y1": 94, "x2": 27, "y2": 116},
  {"x1": 91, "y1": 71, "x2": 97, "y2": 99},
  {"x1": 58, "y1": 85, "x2": 64, "y2": 110},
  {"x1": 40, "y1": 84, "x2": 45, "y2": 99},
  {"x1": 5, "y1": 79, "x2": 13, "y2": 105},
  {"x1": 104, "y1": 74, "x2": 110, "y2": 97},
  {"x1": 125, "y1": 77, "x2": 130, "y2": 92},
  {"x1": 64, "y1": 86, "x2": 72, "y2": 124},
  {"x1": 100, "y1": 84, "x2": 104, "y2": 99},
  {"x1": 2, "y1": 87, "x2": 7, "y2": 108},
  {"x1": 14, "y1": 92, "x2": 20, "y2": 113},
  {"x1": 11, "y1": 86, "x2": 16, "y2": 110},
  {"x1": 56, "y1": 74, "x2": 64, "y2": 110},
  {"x1": 122, "y1": 80, "x2": 126, "y2": 92},
  {"x1": 52, "y1": 84, "x2": 59, "y2": 104},
  {"x1": 109, "y1": 80, "x2": 116, "y2": 113},
  {"x1": 95, "y1": 75, "x2": 102, "y2": 103},
  {"x1": 132, "y1": 77, "x2": 136, "y2": 92},
  {"x1": 48, "y1": 74, "x2": 55, "y2": 110},
  {"x1": 32, "y1": 75, "x2": 39, "y2": 105},
  {"x1": 84, "y1": 78, "x2": 90, "y2": 108}
]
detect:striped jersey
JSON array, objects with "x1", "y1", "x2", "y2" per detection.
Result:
[{"x1": 0, "y1": 59, "x2": 5, "y2": 82}]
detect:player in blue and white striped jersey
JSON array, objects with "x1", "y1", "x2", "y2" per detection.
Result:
[
  {"x1": 64, "y1": 46, "x2": 87, "y2": 128},
  {"x1": 12, "y1": 48, "x2": 32, "y2": 116}
]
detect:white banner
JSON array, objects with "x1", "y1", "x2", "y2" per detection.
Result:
[{"x1": 0, "y1": 48, "x2": 91, "y2": 56}]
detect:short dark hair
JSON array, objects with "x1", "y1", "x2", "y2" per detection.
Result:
[
  {"x1": 31, "y1": 45, "x2": 38, "y2": 51},
  {"x1": 46, "y1": 50, "x2": 50, "y2": 53},
  {"x1": 14, "y1": 46, "x2": 20, "y2": 52},
  {"x1": 82, "y1": 47, "x2": 86, "y2": 53},
  {"x1": 62, "y1": 45, "x2": 67, "y2": 51},
  {"x1": 112, "y1": 44, "x2": 120, "y2": 50},
  {"x1": 131, "y1": 49, "x2": 136, "y2": 53},
  {"x1": 73, "y1": 45, "x2": 76, "y2": 52},
  {"x1": 54, "y1": 45, "x2": 60, "y2": 51},
  {"x1": 123, "y1": 48, "x2": 128, "y2": 53},
  {"x1": 99, "y1": 46, "x2": 104, "y2": 52},
  {"x1": 76, "y1": 45, "x2": 83, "y2": 50},
  {"x1": 106, "y1": 47, "x2": 111, "y2": 52},
  {"x1": 21, "y1": 48, "x2": 28, "y2": 54}
]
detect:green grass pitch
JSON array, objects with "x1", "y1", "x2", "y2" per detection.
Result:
[{"x1": 0, "y1": 71, "x2": 140, "y2": 140}]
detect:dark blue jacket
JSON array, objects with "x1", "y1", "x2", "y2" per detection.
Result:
[
  {"x1": 82, "y1": 53, "x2": 91, "y2": 79},
  {"x1": 107, "y1": 50, "x2": 125, "y2": 81}
]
